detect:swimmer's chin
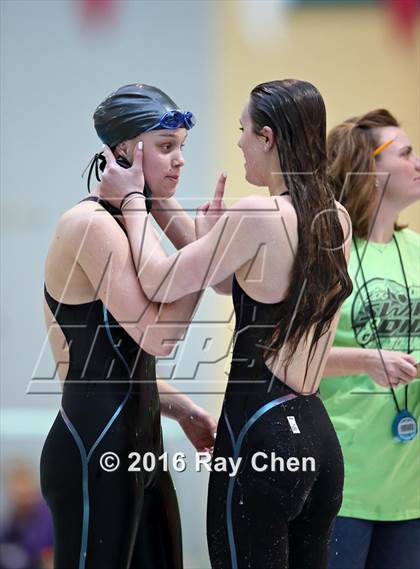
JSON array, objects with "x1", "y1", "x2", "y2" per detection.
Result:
[{"x1": 153, "y1": 186, "x2": 178, "y2": 201}]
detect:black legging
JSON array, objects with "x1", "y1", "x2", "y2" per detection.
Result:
[
  {"x1": 41, "y1": 390, "x2": 182, "y2": 569},
  {"x1": 207, "y1": 377, "x2": 344, "y2": 569}
]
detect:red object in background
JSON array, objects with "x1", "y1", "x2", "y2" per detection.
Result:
[
  {"x1": 81, "y1": 0, "x2": 115, "y2": 26},
  {"x1": 387, "y1": 0, "x2": 419, "y2": 40}
]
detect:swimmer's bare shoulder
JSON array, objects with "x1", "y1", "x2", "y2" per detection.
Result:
[
  {"x1": 45, "y1": 199, "x2": 128, "y2": 302},
  {"x1": 238, "y1": 193, "x2": 296, "y2": 224},
  {"x1": 53, "y1": 199, "x2": 126, "y2": 260},
  {"x1": 230, "y1": 193, "x2": 298, "y2": 247}
]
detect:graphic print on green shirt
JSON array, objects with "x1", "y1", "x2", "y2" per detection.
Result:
[{"x1": 352, "y1": 278, "x2": 419, "y2": 352}]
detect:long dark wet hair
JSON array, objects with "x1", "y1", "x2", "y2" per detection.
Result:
[{"x1": 249, "y1": 79, "x2": 353, "y2": 384}]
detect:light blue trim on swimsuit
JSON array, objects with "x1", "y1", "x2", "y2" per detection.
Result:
[
  {"x1": 59, "y1": 305, "x2": 134, "y2": 569},
  {"x1": 223, "y1": 405, "x2": 236, "y2": 449},
  {"x1": 225, "y1": 392, "x2": 297, "y2": 569},
  {"x1": 60, "y1": 407, "x2": 90, "y2": 569}
]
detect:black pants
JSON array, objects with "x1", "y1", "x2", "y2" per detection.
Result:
[
  {"x1": 40, "y1": 388, "x2": 182, "y2": 569},
  {"x1": 207, "y1": 378, "x2": 344, "y2": 569}
]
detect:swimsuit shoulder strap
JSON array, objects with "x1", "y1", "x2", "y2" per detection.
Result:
[{"x1": 78, "y1": 196, "x2": 127, "y2": 234}]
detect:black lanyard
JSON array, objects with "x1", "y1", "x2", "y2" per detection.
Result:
[{"x1": 353, "y1": 234, "x2": 412, "y2": 413}]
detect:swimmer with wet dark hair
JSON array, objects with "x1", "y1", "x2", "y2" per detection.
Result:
[
  {"x1": 40, "y1": 83, "x2": 218, "y2": 569},
  {"x1": 99, "y1": 79, "x2": 353, "y2": 569}
]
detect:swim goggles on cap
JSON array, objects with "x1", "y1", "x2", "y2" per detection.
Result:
[{"x1": 144, "y1": 110, "x2": 196, "y2": 132}]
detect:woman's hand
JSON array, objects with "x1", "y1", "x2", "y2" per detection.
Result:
[
  {"x1": 366, "y1": 349, "x2": 417, "y2": 388},
  {"x1": 195, "y1": 172, "x2": 227, "y2": 240},
  {"x1": 178, "y1": 406, "x2": 217, "y2": 454},
  {"x1": 98, "y1": 143, "x2": 145, "y2": 209}
]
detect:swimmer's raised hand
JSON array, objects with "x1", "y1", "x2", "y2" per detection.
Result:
[
  {"x1": 98, "y1": 142, "x2": 145, "y2": 209},
  {"x1": 195, "y1": 172, "x2": 227, "y2": 240}
]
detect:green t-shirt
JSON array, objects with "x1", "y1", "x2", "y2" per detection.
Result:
[{"x1": 320, "y1": 228, "x2": 420, "y2": 521}]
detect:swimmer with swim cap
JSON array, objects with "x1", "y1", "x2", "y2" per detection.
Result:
[
  {"x1": 41, "y1": 82, "x2": 218, "y2": 569},
  {"x1": 84, "y1": 83, "x2": 196, "y2": 214}
]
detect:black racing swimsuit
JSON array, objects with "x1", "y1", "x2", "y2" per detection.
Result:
[
  {"x1": 207, "y1": 192, "x2": 344, "y2": 569},
  {"x1": 40, "y1": 197, "x2": 182, "y2": 569}
]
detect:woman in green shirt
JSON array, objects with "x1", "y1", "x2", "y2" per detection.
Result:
[{"x1": 321, "y1": 109, "x2": 420, "y2": 569}]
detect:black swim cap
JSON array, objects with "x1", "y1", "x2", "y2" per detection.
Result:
[{"x1": 93, "y1": 83, "x2": 182, "y2": 147}]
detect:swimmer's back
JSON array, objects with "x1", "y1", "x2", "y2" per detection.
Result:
[
  {"x1": 43, "y1": 196, "x2": 171, "y2": 364},
  {"x1": 233, "y1": 193, "x2": 351, "y2": 393}
]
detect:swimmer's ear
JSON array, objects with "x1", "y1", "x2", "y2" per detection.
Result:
[
  {"x1": 112, "y1": 144, "x2": 132, "y2": 168},
  {"x1": 114, "y1": 140, "x2": 130, "y2": 162},
  {"x1": 259, "y1": 126, "x2": 275, "y2": 152}
]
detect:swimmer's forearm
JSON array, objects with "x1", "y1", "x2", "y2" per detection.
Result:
[
  {"x1": 157, "y1": 379, "x2": 200, "y2": 421},
  {"x1": 122, "y1": 196, "x2": 246, "y2": 302},
  {"x1": 152, "y1": 197, "x2": 231, "y2": 295},
  {"x1": 121, "y1": 201, "x2": 203, "y2": 324},
  {"x1": 322, "y1": 347, "x2": 373, "y2": 377},
  {"x1": 122, "y1": 199, "x2": 204, "y2": 302},
  {"x1": 157, "y1": 287, "x2": 204, "y2": 343},
  {"x1": 152, "y1": 197, "x2": 196, "y2": 249},
  {"x1": 121, "y1": 199, "x2": 178, "y2": 295}
]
